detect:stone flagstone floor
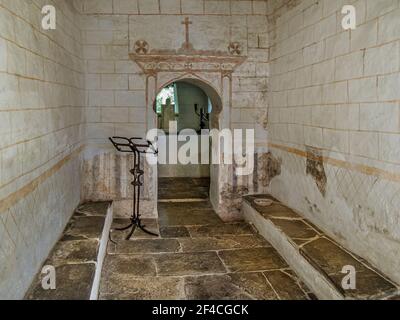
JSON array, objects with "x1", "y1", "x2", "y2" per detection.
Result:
[{"x1": 99, "y1": 178, "x2": 314, "y2": 300}]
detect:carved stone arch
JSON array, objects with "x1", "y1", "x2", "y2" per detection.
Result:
[
  {"x1": 130, "y1": 45, "x2": 246, "y2": 220},
  {"x1": 145, "y1": 71, "x2": 229, "y2": 214},
  {"x1": 152, "y1": 72, "x2": 224, "y2": 130}
]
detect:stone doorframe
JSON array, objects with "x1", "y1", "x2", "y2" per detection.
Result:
[{"x1": 129, "y1": 49, "x2": 246, "y2": 220}]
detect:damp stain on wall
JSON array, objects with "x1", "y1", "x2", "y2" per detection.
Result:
[
  {"x1": 220, "y1": 184, "x2": 249, "y2": 220},
  {"x1": 306, "y1": 146, "x2": 327, "y2": 196},
  {"x1": 259, "y1": 152, "x2": 282, "y2": 187}
]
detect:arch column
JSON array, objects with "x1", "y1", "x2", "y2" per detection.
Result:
[{"x1": 145, "y1": 75, "x2": 158, "y2": 217}]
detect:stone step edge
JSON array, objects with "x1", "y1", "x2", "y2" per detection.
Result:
[
  {"x1": 243, "y1": 201, "x2": 343, "y2": 300},
  {"x1": 158, "y1": 198, "x2": 209, "y2": 203},
  {"x1": 242, "y1": 200, "x2": 400, "y2": 300},
  {"x1": 243, "y1": 200, "x2": 400, "y2": 300},
  {"x1": 90, "y1": 203, "x2": 113, "y2": 300}
]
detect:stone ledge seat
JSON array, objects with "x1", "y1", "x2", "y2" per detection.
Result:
[
  {"x1": 25, "y1": 202, "x2": 112, "y2": 300},
  {"x1": 242, "y1": 195, "x2": 399, "y2": 300}
]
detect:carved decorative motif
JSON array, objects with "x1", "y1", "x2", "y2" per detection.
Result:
[
  {"x1": 134, "y1": 40, "x2": 149, "y2": 55},
  {"x1": 130, "y1": 20, "x2": 246, "y2": 76},
  {"x1": 130, "y1": 53, "x2": 245, "y2": 74},
  {"x1": 228, "y1": 42, "x2": 242, "y2": 55}
]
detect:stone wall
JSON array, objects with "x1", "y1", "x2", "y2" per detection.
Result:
[
  {"x1": 78, "y1": 0, "x2": 270, "y2": 217},
  {"x1": 267, "y1": 0, "x2": 400, "y2": 284},
  {"x1": 0, "y1": 0, "x2": 84, "y2": 298}
]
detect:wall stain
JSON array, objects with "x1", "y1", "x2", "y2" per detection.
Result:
[
  {"x1": 220, "y1": 184, "x2": 249, "y2": 219},
  {"x1": 305, "y1": 197, "x2": 322, "y2": 215},
  {"x1": 306, "y1": 146, "x2": 327, "y2": 196},
  {"x1": 259, "y1": 152, "x2": 282, "y2": 187}
]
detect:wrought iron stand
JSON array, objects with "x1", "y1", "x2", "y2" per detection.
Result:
[{"x1": 109, "y1": 136, "x2": 158, "y2": 240}]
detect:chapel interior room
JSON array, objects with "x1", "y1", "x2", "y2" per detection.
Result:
[{"x1": 0, "y1": 0, "x2": 399, "y2": 300}]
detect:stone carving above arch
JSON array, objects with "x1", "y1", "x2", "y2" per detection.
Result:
[
  {"x1": 129, "y1": 17, "x2": 246, "y2": 77},
  {"x1": 130, "y1": 51, "x2": 246, "y2": 76}
]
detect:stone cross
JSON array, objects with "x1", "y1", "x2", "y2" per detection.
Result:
[{"x1": 181, "y1": 17, "x2": 192, "y2": 49}]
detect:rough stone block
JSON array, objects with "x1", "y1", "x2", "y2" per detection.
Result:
[
  {"x1": 348, "y1": 78, "x2": 377, "y2": 103},
  {"x1": 115, "y1": 90, "x2": 146, "y2": 107},
  {"x1": 323, "y1": 128, "x2": 349, "y2": 153},
  {"x1": 0, "y1": 38, "x2": 7, "y2": 72},
  {"x1": 335, "y1": 104, "x2": 360, "y2": 130},
  {"x1": 84, "y1": 0, "x2": 113, "y2": 13},
  {"x1": 231, "y1": 0, "x2": 252, "y2": 15},
  {"x1": 160, "y1": 0, "x2": 181, "y2": 14},
  {"x1": 138, "y1": 0, "x2": 159, "y2": 14},
  {"x1": 378, "y1": 8, "x2": 400, "y2": 43},
  {"x1": 351, "y1": 19, "x2": 378, "y2": 51},
  {"x1": 89, "y1": 90, "x2": 114, "y2": 107},
  {"x1": 378, "y1": 73, "x2": 400, "y2": 101},
  {"x1": 182, "y1": 0, "x2": 204, "y2": 14},
  {"x1": 113, "y1": 0, "x2": 139, "y2": 14},
  {"x1": 205, "y1": 0, "x2": 230, "y2": 14},
  {"x1": 349, "y1": 131, "x2": 379, "y2": 158},
  {"x1": 335, "y1": 51, "x2": 364, "y2": 81},
  {"x1": 360, "y1": 102, "x2": 399, "y2": 132},
  {"x1": 101, "y1": 74, "x2": 128, "y2": 90},
  {"x1": 380, "y1": 133, "x2": 400, "y2": 163},
  {"x1": 364, "y1": 42, "x2": 399, "y2": 76}
]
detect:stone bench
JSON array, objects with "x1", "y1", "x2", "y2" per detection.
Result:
[
  {"x1": 243, "y1": 195, "x2": 399, "y2": 300},
  {"x1": 26, "y1": 202, "x2": 112, "y2": 300}
]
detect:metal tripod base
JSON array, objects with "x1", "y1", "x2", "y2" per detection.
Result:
[{"x1": 115, "y1": 217, "x2": 158, "y2": 240}]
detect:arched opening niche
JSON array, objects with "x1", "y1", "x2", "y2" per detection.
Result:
[
  {"x1": 153, "y1": 77, "x2": 223, "y2": 131},
  {"x1": 145, "y1": 73, "x2": 232, "y2": 219}
]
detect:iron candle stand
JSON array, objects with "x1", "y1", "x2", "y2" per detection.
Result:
[{"x1": 109, "y1": 136, "x2": 158, "y2": 240}]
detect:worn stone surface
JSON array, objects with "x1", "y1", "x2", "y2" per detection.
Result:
[
  {"x1": 26, "y1": 202, "x2": 108, "y2": 300},
  {"x1": 159, "y1": 205, "x2": 223, "y2": 227},
  {"x1": 158, "y1": 178, "x2": 209, "y2": 200},
  {"x1": 244, "y1": 195, "x2": 301, "y2": 219},
  {"x1": 301, "y1": 237, "x2": 398, "y2": 299},
  {"x1": 48, "y1": 239, "x2": 99, "y2": 266},
  {"x1": 219, "y1": 247, "x2": 288, "y2": 272},
  {"x1": 27, "y1": 264, "x2": 96, "y2": 300},
  {"x1": 185, "y1": 272, "x2": 279, "y2": 300},
  {"x1": 102, "y1": 255, "x2": 157, "y2": 278},
  {"x1": 158, "y1": 200, "x2": 214, "y2": 212},
  {"x1": 110, "y1": 218, "x2": 160, "y2": 240},
  {"x1": 188, "y1": 222, "x2": 254, "y2": 237},
  {"x1": 302, "y1": 238, "x2": 373, "y2": 275},
  {"x1": 264, "y1": 270, "x2": 310, "y2": 300},
  {"x1": 179, "y1": 235, "x2": 268, "y2": 252},
  {"x1": 100, "y1": 188, "x2": 311, "y2": 299},
  {"x1": 108, "y1": 238, "x2": 181, "y2": 254},
  {"x1": 100, "y1": 276, "x2": 185, "y2": 300},
  {"x1": 160, "y1": 226, "x2": 191, "y2": 238},
  {"x1": 247, "y1": 194, "x2": 399, "y2": 299},
  {"x1": 76, "y1": 202, "x2": 110, "y2": 216},
  {"x1": 64, "y1": 216, "x2": 106, "y2": 239},
  {"x1": 159, "y1": 177, "x2": 210, "y2": 189},
  {"x1": 184, "y1": 274, "x2": 253, "y2": 300},
  {"x1": 155, "y1": 252, "x2": 226, "y2": 276},
  {"x1": 271, "y1": 219, "x2": 318, "y2": 243}
]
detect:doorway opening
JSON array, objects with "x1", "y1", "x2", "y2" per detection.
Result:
[{"x1": 154, "y1": 79, "x2": 220, "y2": 201}]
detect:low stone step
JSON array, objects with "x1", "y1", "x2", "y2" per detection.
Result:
[
  {"x1": 25, "y1": 202, "x2": 113, "y2": 300},
  {"x1": 158, "y1": 177, "x2": 210, "y2": 200},
  {"x1": 243, "y1": 195, "x2": 400, "y2": 300}
]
